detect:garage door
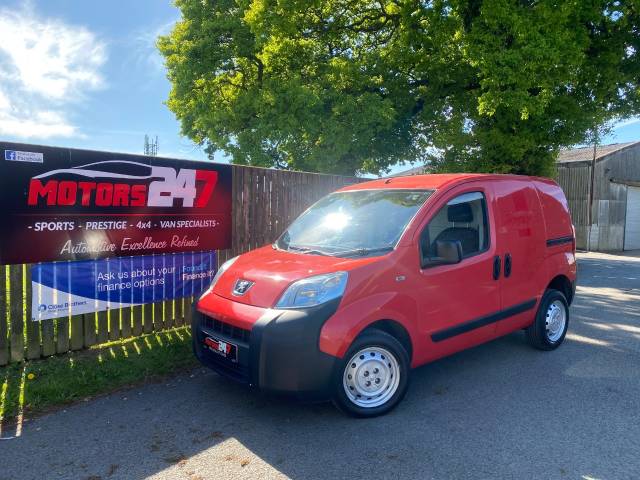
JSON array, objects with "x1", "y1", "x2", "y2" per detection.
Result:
[{"x1": 625, "y1": 186, "x2": 640, "y2": 250}]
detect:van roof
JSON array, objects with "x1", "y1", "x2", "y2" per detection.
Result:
[{"x1": 339, "y1": 173, "x2": 544, "y2": 192}]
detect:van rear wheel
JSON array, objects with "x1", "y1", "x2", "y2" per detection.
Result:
[
  {"x1": 526, "y1": 289, "x2": 569, "y2": 350},
  {"x1": 332, "y1": 330, "x2": 409, "y2": 418}
]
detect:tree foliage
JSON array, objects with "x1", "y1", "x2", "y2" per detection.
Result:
[{"x1": 158, "y1": 0, "x2": 640, "y2": 176}]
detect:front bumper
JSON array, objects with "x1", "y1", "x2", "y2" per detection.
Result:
[{"x1": 192, "y1": 297, "x2": 341, "y2": 400}]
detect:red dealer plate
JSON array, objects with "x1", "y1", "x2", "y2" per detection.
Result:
[{"x1": 204, "y1": 336, "x2": 238, "y2": 362}]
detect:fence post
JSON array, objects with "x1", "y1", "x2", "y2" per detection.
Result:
[
  {"x1": 132, "y1": 304, "x2": 143, "y2": 336},
  {"x1": 121, "y1": 306, "x2": 132, "y2": 339},
  {"x1": 108, "y1": 308, "x2": 119, "y2": 341},
  {"x1": 56, "y1": 317, "x2": 70, "y2": 354},
  {"x1": 96, "y1": 310, "x2": 108, "y2": 344},
  {"x1": 143, "y1": 304, "x2": 153, "y2": 334},
  {"x1": 70, "y1": 314, "x2": 84, "y2": 351},
  {"x1": 25, "y1": 265, "x2": 41, "y2": 360},
  {"x1": 152, "y1": 302, "x2": 163, "y2": 332},
  {"x1": 41, "y1": 317, "x2": 56, "y2": 358},
  {"x1": 174, "y1": 297, "x2": 185, "y2": 328},
  {"x1": 9, "y1": 264, "x2": 24, "y2": 363},
  {"x1": 184, "y1": 296, "x2": 194, "y2": 328},
  {"x1": 0, "y1": 265, "x2": 8, "y2": 366},
  {"x1": 83, "y1": 313, "x2": 97, "y2": 348}
]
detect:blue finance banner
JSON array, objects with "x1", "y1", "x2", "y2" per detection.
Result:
[{"x1": 31, "y1": 252, "x2": 216, "y2": 320}]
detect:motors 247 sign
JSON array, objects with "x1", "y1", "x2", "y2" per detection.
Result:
[{"x1": 0, "y1": 142, "x2": 232, "y2": 264}]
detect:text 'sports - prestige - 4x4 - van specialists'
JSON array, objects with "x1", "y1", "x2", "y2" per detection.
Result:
[{"x1": 193, "y1": 174, "x2": 577, "y2": 417}]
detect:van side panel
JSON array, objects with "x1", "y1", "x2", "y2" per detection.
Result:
[
  {"x1": 534, "y1": 179, "x2": 578, "y2": 300},
  {"x1": 534, "y1": 178, "x2": 574, "y2": 242}
]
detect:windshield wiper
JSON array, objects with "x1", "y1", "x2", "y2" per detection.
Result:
[
  {"x1": 286, "y1": 245, "x2": 332, "y2": 256},
  {"x1": 334, "y1": 246, "x2": 394, "y2": 258}
]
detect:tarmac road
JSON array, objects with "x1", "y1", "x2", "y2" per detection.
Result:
[{"x1": 1, "y1": 251, "x2": 639, "y2": 480}]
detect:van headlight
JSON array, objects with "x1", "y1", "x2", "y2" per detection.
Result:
[
  {"x1": 275, "y1": 272, "x2": 348, "y2": 309},
  {"x1": 199, "y1": 256, "x2": 239, "y2": 300}
]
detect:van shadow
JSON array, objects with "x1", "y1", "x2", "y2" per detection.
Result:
[{"x1": 1, "y1": 253, "x2": 640, "y2": 480}]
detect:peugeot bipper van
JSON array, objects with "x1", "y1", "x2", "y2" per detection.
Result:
[{"x1": 193, "y1": 174, "x2": 577, "y2": 417}]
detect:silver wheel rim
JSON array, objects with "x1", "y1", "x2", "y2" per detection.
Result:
[
  {"x1": 545, "y1": 300, "x2": 567, "y2": 342},
  {"x1": 343, "y1": 347, "x2": 400, "y2": 408}
]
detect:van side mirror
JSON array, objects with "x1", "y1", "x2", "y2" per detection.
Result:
[{"x1": 422, "y1": 240, "x2": 463, "y2": 268}]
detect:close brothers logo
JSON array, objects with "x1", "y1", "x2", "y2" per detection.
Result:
[
  {"x1": 26, "y1": 160, "x2": 218, "y2": 208},
  {"x1": 37, "y1": 301, "x2": 89, "y2": 312}
]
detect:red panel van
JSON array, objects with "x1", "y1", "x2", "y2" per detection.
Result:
[{"x1": 193, "y1": 174, "x2": 577, "y2": 417}]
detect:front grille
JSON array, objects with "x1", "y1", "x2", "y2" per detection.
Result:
[
  {"x1": 201, "y1": 349, "x2": 250, "y2": 383},
  {"x1": 202, "y1": 316, "x2": 251, "y2": 344}
]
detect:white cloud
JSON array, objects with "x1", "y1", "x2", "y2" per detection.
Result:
[
  {"x1": 0, "y1": 110, "x2": 75, "y2": 138},
  {"x1": 0, "y1": 5, "x2": 106, "y2": 139}
]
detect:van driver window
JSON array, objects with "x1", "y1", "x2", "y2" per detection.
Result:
[{"x1": 421, "y1": 192, "x2": 489, "y2": 259}]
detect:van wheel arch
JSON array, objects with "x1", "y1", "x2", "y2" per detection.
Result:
[
  {"x1": 360, "y1": 320, "x2": 413, "y2": 363},
  {"x1": 547, "y1": 275, "x2": 574, "y2": 305}
]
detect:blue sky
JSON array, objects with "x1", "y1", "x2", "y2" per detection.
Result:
[
  {"x1": 0, "y1": 0, "x2": 213, "y2": 161},
  {"x1": 0, "y1": 0, "x2": 639, "y2": 174}
]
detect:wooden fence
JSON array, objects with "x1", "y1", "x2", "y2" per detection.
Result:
[{"x1": 0, "y1": 165, "x2": 362, "y2": 366}]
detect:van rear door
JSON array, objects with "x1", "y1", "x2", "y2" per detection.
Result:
[{"x1": 492, "y1": 178, "x2": 547, "y2": 334}]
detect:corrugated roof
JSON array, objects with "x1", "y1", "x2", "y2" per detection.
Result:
[{"x1": 557, "y1": 141, "x2": 640, "y2": 163}]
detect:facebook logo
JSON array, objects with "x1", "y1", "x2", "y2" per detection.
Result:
[{"x1": 4, "y1": 149, "x2": 43, "y2": 163}]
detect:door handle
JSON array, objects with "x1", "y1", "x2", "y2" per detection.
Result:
[
  {"x1": 493, "y1": 255, "x2": 501, "y2": 280},
  {"x1": 504, "y1": 253, "x2": 512, "y2": 278}
]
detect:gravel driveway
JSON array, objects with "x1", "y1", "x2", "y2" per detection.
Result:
[{"x1": 1, "y1": 251, "x2": 639, "y2": 480}]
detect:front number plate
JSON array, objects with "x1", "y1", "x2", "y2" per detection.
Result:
[{"x1": 204, "y1": 336, "x2": 238, "y2": 362}]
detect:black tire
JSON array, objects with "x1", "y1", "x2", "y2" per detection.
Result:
[
  {"x1": 332, "y1": 329, "x2": 410, "y2": 418},
  {"x1": 526, "y1": 289, "x2": 569, "y2": 351}
]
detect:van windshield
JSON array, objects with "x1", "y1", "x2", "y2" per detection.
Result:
[{"x1": 275, "y1": 189, "x2": 433, "y2": 257}]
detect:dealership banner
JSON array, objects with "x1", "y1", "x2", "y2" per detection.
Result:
[
  {"x1": 31, "y1": 252, "x2": 216, "y2": 321},
  {"x1": 0, "y1": 141, "x2": 232, "y2": 264}
]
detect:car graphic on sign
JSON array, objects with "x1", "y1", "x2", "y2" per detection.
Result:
[{"x1": 33, "y1": 160, "x2": 157, "y2": 181}]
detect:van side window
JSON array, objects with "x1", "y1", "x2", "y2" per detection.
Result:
[{"x1": 420, "y1": 192, "x2": 489, "y2": 262}]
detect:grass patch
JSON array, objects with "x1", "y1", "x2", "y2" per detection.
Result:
[{"x1": 0, "y1": 328, "x2": 197, "y2": 425}]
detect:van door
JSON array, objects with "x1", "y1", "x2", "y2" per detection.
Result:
[
  {"x1": 415, "y1": 183, "x2": 502, "y2": 362},
  {"x1": 491, "y1": 179, "x2": 546, "y2": 334}
]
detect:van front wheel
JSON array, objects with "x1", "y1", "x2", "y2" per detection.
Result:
[
  {"x1": 332, "y1": 330, "x2": 410, "y2": 418},
  {"x1": 526, "y1": 289, "x2": 569, "y2": 350}
]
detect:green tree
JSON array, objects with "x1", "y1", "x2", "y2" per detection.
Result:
[{"x1": 158, "y1": 0, "x2": 640, "y2": 176}]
